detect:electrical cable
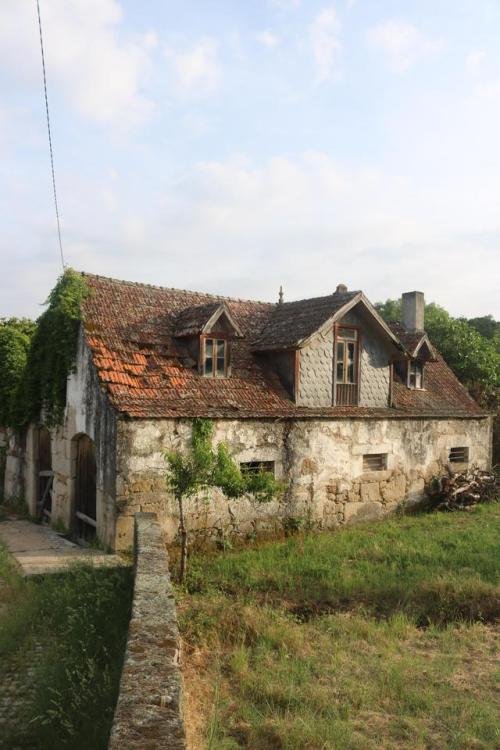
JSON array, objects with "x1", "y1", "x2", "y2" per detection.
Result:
[{"x1": 36, "y1": 0, "x2": 65, "y2": 270}]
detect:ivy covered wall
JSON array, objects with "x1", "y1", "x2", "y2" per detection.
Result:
[{"x1": 0, "y1": 269, "x2": 88, "y2": 430}]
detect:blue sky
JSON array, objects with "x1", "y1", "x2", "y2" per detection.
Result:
[{"x1": 1, "y1": 0, "x2": 499, "y2": 319}]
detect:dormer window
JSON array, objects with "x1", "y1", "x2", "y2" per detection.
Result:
[
  {"x1": 335, "y1": 326, "x2": 359, "y2": 405},
  {"x1": 408, "y1": 360, "x2": 423, "y2": 389},
  {"x1": 203, "y1": 338, "x2": 227, "y2": 377}
]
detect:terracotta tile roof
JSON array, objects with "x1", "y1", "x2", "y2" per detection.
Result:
[
  {"x1": 80, "y1": 273, "x2": 485, "y2": 420},
  {"x1": 252, "y1": 291, "x2": 360, "y2": 350}
]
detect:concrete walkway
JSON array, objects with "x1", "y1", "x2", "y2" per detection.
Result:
[{"x1": 0, "y1": 517, "x2": 127, "y2": 576}]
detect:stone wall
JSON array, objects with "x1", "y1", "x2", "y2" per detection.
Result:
[
  {"x1": 108, "y1": 513, "x2": 185, "y2": 750},
  {"x1": 113, "y1": 414, "x2": 493, "y2": 549}
]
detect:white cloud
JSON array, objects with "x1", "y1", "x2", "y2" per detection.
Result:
[
  {"x1": 2, "y1": 149, "x2": 500, "y2": 319},
  {"x1": 366, "y1": 19, "x2": 443, "y2": 72},
  {"x1": 255, "y1": 31, "x2": 280, "y2": 48},
  {"x1": 166, "y1": 38, "x2": 221, "y2": 96},
  {"x1": 466, "y1": 49, "x2": 486, "y2": 73},
  {"x1": 0, "y1": 0, "x2": 155, "y2": 125},
  {"x1": 309, "y1": 6, "x2": 342, "y2": 82},
  {"x1": 475, "y1": 80, "x2": 500, "y2": 100}
]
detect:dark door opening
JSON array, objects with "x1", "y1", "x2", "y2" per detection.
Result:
[
  {"x1": 37, "y1": 428, "x2": 53, "y2": 522},
  {"x1": 74, "y1": 435, "x2": 97, "y2": 543}
]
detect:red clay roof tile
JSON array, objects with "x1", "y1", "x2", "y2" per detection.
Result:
[{"x1": 80, "y1": 273, "x2": 485, "y2": 420}]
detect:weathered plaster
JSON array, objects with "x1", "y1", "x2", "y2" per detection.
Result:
[{"x1": 113, "y1": 414, "x2": 492, "y2": 549}]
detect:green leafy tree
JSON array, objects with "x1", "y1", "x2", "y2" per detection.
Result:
[
  {"x1": 165, "y1": 418, "x2": 284, "y2": 581},
  {"x1": 375, "y1": 299, "x2": 500, "y2": 397},
  {"x1": 0, "y1": 319, "x2": 35, "y2": 426}
]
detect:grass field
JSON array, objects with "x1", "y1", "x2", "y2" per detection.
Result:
[
  {"x1": 0, "y1": 545, "x2": 132, "y2": 750},
  {"x1": 178, "y1": 505, "x2": 500, "y2": 750}
]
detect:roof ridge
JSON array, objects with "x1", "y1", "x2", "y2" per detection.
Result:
[
  {"x1": 277, "y1": 290, "x2": 361, "y2": 307},
  {"x1": 80, "y1": 271, "x2": 274, "y2": 307}
]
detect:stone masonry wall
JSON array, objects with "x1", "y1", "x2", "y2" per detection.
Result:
[
  {"x1": 113, "y1": 415, "x2": 493, "y2": 550},
  {"x1": 108, "y1": 513, "x2": 185, "y2": 750}
]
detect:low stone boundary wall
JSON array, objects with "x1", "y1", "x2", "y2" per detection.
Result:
[{"x1": 108, "y1": 512, "x2": 186, "y2": 750}]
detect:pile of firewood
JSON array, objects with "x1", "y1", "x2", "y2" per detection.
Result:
[{"x1": 426, "y1": 467, "x2": 498, "y2": 512}]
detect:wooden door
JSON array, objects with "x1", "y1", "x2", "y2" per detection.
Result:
[
  {"x1": 75, "y1": 436, "x2": 97, "y2": 542},
  {"x1": 37, "y1": 428, "x2": 53, "y2": 521}
]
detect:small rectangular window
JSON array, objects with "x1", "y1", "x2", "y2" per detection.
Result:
[
  {"x1": 363, "y1": 453, "x2": 387, "y2": 471},
  {"x1": 449, "y1": 447, "x2": 469, "y2": 463},
  {"x1": 408, "y1": 360, "x2": 423, "y2": 389},
  {"x1": 336, "y1": 328, "x2": 358, "y2": 386},
  {"x1": 204, "y1": 338, "x2": 227, "y2": 377},
  {"x1": 240, "y1": 460, "x2": 275, "y2": 476}
]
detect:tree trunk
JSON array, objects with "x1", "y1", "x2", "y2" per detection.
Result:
[{"x1": 177, "y1": 493, "x2": 188, "y2": 584}]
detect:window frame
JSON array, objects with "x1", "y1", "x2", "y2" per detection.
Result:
[
  {"x1": 333, "y1": 324, "x2": 361, "y2": 406},
  {"x1": 240, "y1": 460, "x2": 276, "y2": 477},
  {"x1": 201, "y1": 334, "x2": 229, "y2": 378},
  {"x1": 407, "y1": 359, "x2": 424, "y2": 390},
  {"x1": 335, "y1": 326, "x2": 359, "y2": 385},
  {"x1": 448, "y1": 446, "x2": 469, "y2": 464},
  {"x1": 362, "y1": 453, "x2": 388, "y2": 472}
]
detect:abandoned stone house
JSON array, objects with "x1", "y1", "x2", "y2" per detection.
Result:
[{"x1": 2, "y1": 273, "x2": 492, "y2": 550}]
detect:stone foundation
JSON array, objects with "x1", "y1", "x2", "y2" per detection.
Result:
[{"x1": 113, "y1": 415, "x2": 493, "y2": 550}]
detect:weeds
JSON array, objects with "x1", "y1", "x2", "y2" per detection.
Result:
[{"x1": 0, "y1": 552, "x2": 132, "y2": 750}]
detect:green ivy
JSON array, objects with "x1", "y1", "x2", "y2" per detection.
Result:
[{"x1": 0, "y1": 269, "x2": 89, "y2": 429}]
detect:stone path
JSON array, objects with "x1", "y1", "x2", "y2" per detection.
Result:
[{"x1": 0, "y1": 518, "x2": 126, "y2": 576}]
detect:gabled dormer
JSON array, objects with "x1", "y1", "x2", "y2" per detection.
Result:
[
  {"x1": 390, "y1": 292, "x2": 437, "y2": 391},
  {"x1": 252, "y1": 285, "x2": 403, "y2": 407},
  {"x1": 174, "y1": 302, "x2": 243, "y2": 378}
]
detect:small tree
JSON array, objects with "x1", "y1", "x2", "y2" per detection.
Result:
[{"x1": 165, "y1": 418, "x2": 284, "y2": 582}]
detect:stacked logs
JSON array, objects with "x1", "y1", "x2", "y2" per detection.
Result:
[{"x1": 426, "y1": 467, "x2": 498, "y2": 511}]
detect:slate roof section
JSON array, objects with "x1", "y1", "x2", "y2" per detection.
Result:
[
  {"x1": 388, "y1": 321, "x2": 436, "y2": 359},
  {"x1": 80, "y1": 273, "x2": 485, "y2": 420},
  {"x1": 173, "y1": 302, "x2": 222, "y2": 337},
  {"x1": 252, "y1": 291, "x2": 360, "y2": 350}
]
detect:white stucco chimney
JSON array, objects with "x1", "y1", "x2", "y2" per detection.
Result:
[{"x1": 402, "y1": 291, "x2": 425, "y2": 332}]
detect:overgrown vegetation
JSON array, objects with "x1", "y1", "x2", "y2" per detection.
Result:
[
  {"x1": 166, "y1": 418, "x2": 284, "y2": 581},
  {"x1": 376, "y1": 298, "x2": 500, "y2": 463},
  {"x1": 178, "y1": 505, "x2": 500, "y2": 749},
  {"x1": 0, "y1": 551, "x2": 132, "y2": 750},
  {"x1": 0, "y1": 269, "x2": 88, "y2": 429},
  {"x1": 375, "y1": 299, "x2": 500, "y2": 399}
]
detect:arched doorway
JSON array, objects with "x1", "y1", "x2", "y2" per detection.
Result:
[
  {"x1": 36, "y1": 427, "x2": 53, "y2": 522},
  {"x1": 74, "y1": 435, "x2": 97, "y2": 543}
]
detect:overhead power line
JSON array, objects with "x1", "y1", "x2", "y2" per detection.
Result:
[{"x1": 36, "y1": 0, "x2": 65, "y2": 270}]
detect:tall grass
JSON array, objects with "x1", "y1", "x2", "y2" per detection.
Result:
[
  {"x1": 186, "y1": 504, "x2": 500, "y2": 626},
  {"x1": 179, "y1": 504, "x2": 500, "y2": 750},
  {"x1": 0, "y1": 555, "x2": 132, "y2": 750}
]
